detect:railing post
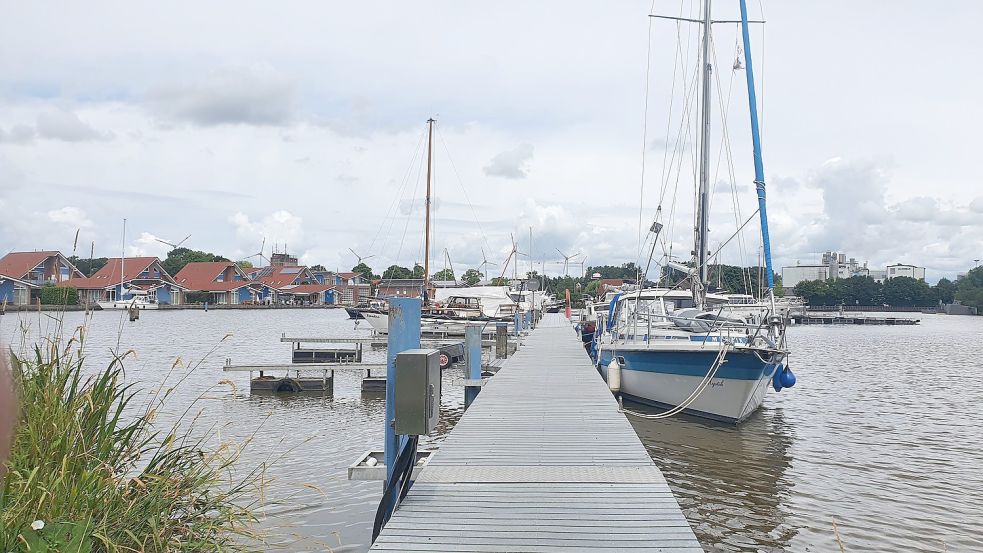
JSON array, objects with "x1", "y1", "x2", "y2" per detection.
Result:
[
  {"x1": 496, "y1": 322, "x2": 508, "y2": 359},
  {"x1": 464, "y1": 324, "x2": 482, "y2": 408},
  {"x1": 514, "y1": 311, "x2": 521, "y2": 337},
  {"x1": 385, "y1": 297, "x2": 421, "y2": 490}
]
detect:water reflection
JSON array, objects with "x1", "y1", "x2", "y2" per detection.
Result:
[{"x1": 630, "y1": 403, "x2": 795, "y2": 552}]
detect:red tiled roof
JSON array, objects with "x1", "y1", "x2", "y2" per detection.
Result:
[
  {"x1": 174, "y1": 262, "x2": 251, "y2": 291},
  {"x1": 279, "y1": 284, "x2": 334, "y2": 295},
  {"x1": 338, "y1": 272, "x2": 362, "y2": 279},
  {"x1": 257, "y1": 266, "x2": 316, "y2": 288},
  {"x1": 62, "y1": 257, "x2": 168, "y2": 289},
  {"x1": 0, "y1": 251, "x2": 81, "y2": 280}
]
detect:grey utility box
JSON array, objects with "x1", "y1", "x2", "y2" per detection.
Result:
[{"x1": 394, "y1": 349, "x2": 441, "y2": 436}]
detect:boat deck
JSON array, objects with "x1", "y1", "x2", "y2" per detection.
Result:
[{"x1": 370, "y1": 313, "x2": 702, "y2": 552}]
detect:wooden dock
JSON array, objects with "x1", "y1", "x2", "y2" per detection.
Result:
[
  {"x1": 790, "y1": 313, "x2": 920, "y2": 325},
  {"x1": 370, "y1": 313, "x2": 702, "y2": 552}
]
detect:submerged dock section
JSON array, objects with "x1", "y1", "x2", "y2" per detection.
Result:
[{"x1": 371, "y1": 313, "x2": 702, "y2": 552}]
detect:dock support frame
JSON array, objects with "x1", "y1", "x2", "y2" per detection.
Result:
[
  {"x1": 384, "y1": 298, "x2": 421, "y2": 491},
  {"x1": 464, "y1": 324, "x2": 482, "y2": 408}
]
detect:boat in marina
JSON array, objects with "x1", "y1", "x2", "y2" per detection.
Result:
[
  {"x1": 590, "y1": 0, "x2": 795, "y2": 423},
  {"x1": 97, "y1": 291, "x2": 159, "y2": 310}
]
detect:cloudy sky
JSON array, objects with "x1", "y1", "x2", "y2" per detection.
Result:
[{"x1": 1, "y1": 1, "x2": 980, "y2": 282}]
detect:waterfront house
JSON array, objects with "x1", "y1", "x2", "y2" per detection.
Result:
[
  {"x1": 174, "y1": 262, "x2": 259, "y2": 305},
  {"x1": 254, "y1": 265, "x2": 336, "y2": 305},
  {"x1": 62, "y1": 257, "x2": 184, "y2": 305},
  {"x1": 0, "y1": 251, "x2": 85, "y2": 305}
]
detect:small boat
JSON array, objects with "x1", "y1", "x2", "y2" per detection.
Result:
[{"x1": 98, "y1": 293, "x2": 159, "y2": 310}]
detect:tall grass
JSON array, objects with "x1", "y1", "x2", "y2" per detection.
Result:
[{"x1": 0, "y1": 328, "x2": 261, "y2": 552}]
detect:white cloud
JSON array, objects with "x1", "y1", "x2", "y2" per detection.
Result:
[
  {"x1": 47, "y1": 206, "x2": 93, "y2": 229},
  {"x1": 35, "y1": 109, "x2": 112, "y2": 141},
  {"x1": 230, "y1": 210, "x2": 305, "y2": 260},
  {"x1": 126, "y1": 232, "x2": 171, "y2": 258},
  {"x1": 0, "y1": 124, "x2": 36, "y2": 144},
  {"x1": 483, "y1": 143, "x2": 533, "y2": 179},
  {"x1": 149, "y1": 65, "x2": 295, "y2": 127}
]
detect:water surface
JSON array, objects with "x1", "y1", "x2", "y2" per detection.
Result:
[{"x1": 3, "y1": 308, "x2": 980, "y2": 552}]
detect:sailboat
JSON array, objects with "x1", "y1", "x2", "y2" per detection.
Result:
[
  {"x1": 594, "y1": 0, "x2": 795, "y2": 423},
  {"x1": 97, "y1": 219, "x2": 159, "y2": 311},
  {"x1": 357, "y1": 118, "x2": 520, "y2": 334}
]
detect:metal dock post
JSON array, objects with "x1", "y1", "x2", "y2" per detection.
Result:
[
  {"x1": 495, "y1": 322, "x2": 508, "y2": 359},
  {"x1": 370, "y1": 313, "x2": 702, "y2": 552},
  {"x1": 384, "y1": 298, "x2": 421, "y2": 490},
  {"x1": 463, "y1": 324, "x2": 482, "y2": 408}
]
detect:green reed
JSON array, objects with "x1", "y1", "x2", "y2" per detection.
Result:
[{"x1": 0, "y1": 330, "x2": 261, "y2": 552}]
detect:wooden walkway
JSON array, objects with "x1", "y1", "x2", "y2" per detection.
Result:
[{"x1": 370, "y1": 313, "x2": 703, "y2": 552}]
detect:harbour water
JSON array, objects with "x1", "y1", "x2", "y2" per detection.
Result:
[{"x1": 2, "y1": 308, "x2": 981, "y2": 552}]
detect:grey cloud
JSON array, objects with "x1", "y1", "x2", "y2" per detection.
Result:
[
  {"x1": 892, "y1": 196, "x2": 938, "y2": 222},
  {"x1": 971, "y1": 197, "x2": 983, "y2": 214},
  {"x1": 483, "y1": 143, "x2": 533, "y2": 179},
  {"x1": 35, "y1": 110, "x2": 112, "y2": 141},
  {"x1": 149, "y1": 65, "x2": 294, "y2": 127},
  {"x1": 0, "y1": 124, "x2": 37, "y2": 144}
]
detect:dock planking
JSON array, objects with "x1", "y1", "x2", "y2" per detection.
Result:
[{"x1": 370, "y1": 313, "x2": 703, "y2": 552}]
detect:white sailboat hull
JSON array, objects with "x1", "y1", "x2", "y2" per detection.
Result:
[{"x1": 97, "y1": 300, "x2": 159, "y2": 310}]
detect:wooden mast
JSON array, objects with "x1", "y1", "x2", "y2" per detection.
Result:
[{"x1": 423, "y1": 118, "x2": 434, "y2": 303}]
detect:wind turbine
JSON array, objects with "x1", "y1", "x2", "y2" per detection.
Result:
[
  {"x1": 248, "y1": 238, "x2": 269, "y2": 266},
  {"x1": 478, "y1": 247, "x2": 497, "y2": 279},
  {"x1": 555, "y1": 248, "x2": 581, "y2": 276},
  {"x1": 348, "y1": 248, "x2": 376, "y2": 266},
  {"x1": 155, "y1": 234, "x2": 191, "y2": 250}
]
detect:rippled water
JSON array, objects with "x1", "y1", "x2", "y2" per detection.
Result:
[{"x1": 3, "y1": 308, "x2": 981, "y2": 552}]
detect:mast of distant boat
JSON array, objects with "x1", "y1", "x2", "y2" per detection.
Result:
[
  {"x1": 423, "y1": 118, "x2": 435, "y2": 304},
  {"x1": 120, "y1": 218, "x2": 126, "y2": 302},
  {"x1": 693, "y1": 0, "x2": 713, "y2": 309}
]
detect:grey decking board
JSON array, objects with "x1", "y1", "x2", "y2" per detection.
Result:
[{"x1": 368, "y1": 313, "x2": 702, "y2": 552}]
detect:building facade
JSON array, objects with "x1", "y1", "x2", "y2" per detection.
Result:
[
  {"x1": 64, "y1": 257, "x2": 184, "y2": 305},
  {"x1": 0, "y1": 251, "x2": 85, "y2": 305},
  {"x1": 174, "y1": 262, "x2": 258, "y2": 305},
  {"x1": 886, "y1": 264, "x2": 926, "y2": 281}
]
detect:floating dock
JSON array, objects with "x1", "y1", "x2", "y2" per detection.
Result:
[
  {"x1": 370, "y1": 313, "x2": 702, "y2": 552},
  {"x1": 790, "y1": 313, "x2": 920, "y2": 325}
]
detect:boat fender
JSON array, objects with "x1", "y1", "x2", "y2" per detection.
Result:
[
  {"x1": 780, "y1": 366, "x2": 796, "y2": 388},
  {"x1": 772, "y1": 365, "x2": 784, "y2": 392},
  {"x1": 607, "y1": 357, "x2": 622, "y2": 394}
]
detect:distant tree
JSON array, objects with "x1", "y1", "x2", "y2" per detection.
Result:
[
  {"x1": 352, "y1": 262, "x2": 378, "y2": 280},
  {"x1": 883, "y1": 276, "x2": 935, "y2": 307},
  {"x1": 161, "y1": 248, "x2": 228, "y2": 276},
  {"x1": 955, "y1": 267, "x2": 983, "y2": 311},
  {"x1": 585, "y1": 279, "x2": 601, "y2": 296},
  {"x1": 382, "y1": 265, "x2": 413, "y2": 280},
  {"x1": 236, "y1": 259, "x2": 254, "y2": 269},
  {"x1": 794, "y1": 279, "x2": 832, "y2": 306},
  {"x1": 431, "y1": 268, "x2": 455, "y2": 282},
  {"x1": 310, "y1": 264, "x2": 326, "y2": 272},
  {"x1": 586, "y1": 263, "x2": 640, "y2": 280},
  {"x1": 68, "y1": 256, "x2": 108, "y2": 277},
  {"x1": 933, "y1": 277, "x2": 956, "y2": 304},
  {"x1": 490, "y1": 277, "x2": 509, "y2": 286},
  {"x1": 412, "y1": 264, "x2": 425, "y2": 279},
  {"x1": 462, "y1": 268, "x2": 482, "y2": 286}
]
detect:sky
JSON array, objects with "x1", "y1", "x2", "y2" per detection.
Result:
[{"x1": 1, "y1": 1, "x2": 981, "y2": 283}]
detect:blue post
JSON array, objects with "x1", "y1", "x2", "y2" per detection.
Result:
[
  {"x1": 384, "y1": 297, "x2": 421, "y2": 490},
  {"x1": 740, "y1": 0, "x2": 775, "y2": 291},
  {"x1": 464, "y1": 324, "x2": 482, "y2": 408},
  {"x1": 204, "y1": 302, "x2": 208, "y2": 312}
]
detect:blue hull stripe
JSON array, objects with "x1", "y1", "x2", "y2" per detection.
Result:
[
  {"x1": 600, "y1": 349, "x2": 778, "y2": 381},
  {"x1": 620, "y1": 393, "x2": 740, "y2": 424}
]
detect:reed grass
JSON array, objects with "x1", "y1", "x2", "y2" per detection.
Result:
[{"x1": 0, "y1": 328, "x2": 262, "y2": 552}]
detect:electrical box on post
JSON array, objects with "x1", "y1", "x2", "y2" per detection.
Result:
[{"x1": 394, "y1": 349, "x2": 441, "y2": 436}]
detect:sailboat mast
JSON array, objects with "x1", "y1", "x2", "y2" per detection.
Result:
[
  {"x1": 739, "y1": 0, "x2": 775, "y2": 296},
  {"x1": 423, "y1": 118, "x2": 434, "y2": 301},
  {"x1": 120, "y1": 218, "x2": 126, "y2": 299},
  {"x1": 694, "y1": 0, "x2": 713, "y2": 306}
]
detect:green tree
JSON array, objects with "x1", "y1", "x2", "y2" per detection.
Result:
[
  {"x1": 382, "y1": 265, "x2": 413, "y2": 279},
  {"x1": 794, "y1": 279, "x2": 832, "y2": 306},
  {"x1": 236, "y1": 259, "x2": 254, "y2": 269},
  {"x1": 490, "y1": 277, "x2": 509, "y2": 286},
  {"x1": 68, "y1": 256, "x2": 108, "y2": 277},
  {"x1": 933, "y1": 277, "x2": 956, "y2": 304},
  {"x1": 431, "y1": 268, "x2": 455, "y2": 281},
  {"x1": 955, "y1": 267, "x2": 983, "y2": 311},
  {"x1": 412, "y1": 264, "x2": 425, "y2": 279},
  {"x1": 352, "y1": 262, "x2": 378, "y2": 280},
  {"x1": 462, "y1": 268, "x2": 482, "y2": 286},
  {"x1": 161, "y1": 248, "x2": 228, "y2": 276},
  {"x1": 310, "y1": 264, "x2": 326, "y2": 272},
  {"x1": 882, "y1": 276, "x2": 935, "y2": 307},
  {"x1": 40, "y1": 284, "x2": 78, "y2": 305}
]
